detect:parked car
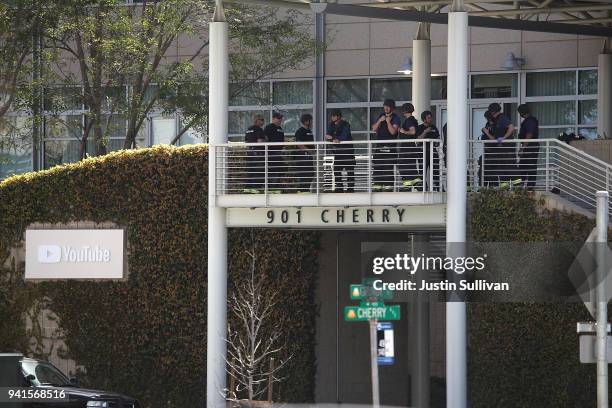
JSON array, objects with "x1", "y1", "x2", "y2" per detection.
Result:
[{"x1": 0, "y1": 353, "x2": 140, "y2": 408}]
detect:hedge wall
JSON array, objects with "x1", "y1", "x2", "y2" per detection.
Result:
[
  {"x1": 468, "y1": 190, "x2": 611, "y2": 407},
  {"x1": 0, "y1": 145, "x2": 319, "y2": 408}
]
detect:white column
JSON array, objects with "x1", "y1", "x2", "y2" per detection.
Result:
[
  {"x1": 598, "y1": 40, "x2": 612, "y2": 139},
  {"x1": 412, "y1": 23, "x2": 431, "y2": 119},
  {"x1": 596, "y1": 191, "x2": 609, "y2": 408},
  {"x1": 207, "y1": 2, "x2": 229, "y2": 408},
  {"x1": 446, "y1": 4, "x2": 468, "y2": 408}
]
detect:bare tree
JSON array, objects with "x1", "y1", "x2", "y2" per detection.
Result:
[{"x1": 225, "y1": 250, "x2": 291, "y2": 406}]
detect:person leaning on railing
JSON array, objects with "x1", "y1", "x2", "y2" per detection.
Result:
[
  {"x1": 294, "y1": 113, "x2": 315, "y2": 193},
  {"x1": 398, "y1": 103, "x2": 422, "y2": 190},
  {"x1": 264, "y1": 111, "x2": 286, "y2": 194},
  {"x1": 325, "y1": 109, "x2": 355, "y2": 193},
  {"x1": 482, "y1": 102, "x2": 518, "y2": 188},
  {"x1": 371, "y1": 99, "x2": 401, "y2": 191},
  {"x1": 243, "y1": 114, "x2": 266, "y2": 194}
]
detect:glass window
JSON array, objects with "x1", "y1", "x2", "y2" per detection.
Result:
[
  {"x1": 44, "y1": 140, "x2": 84, "y2": 168},
  {"x1": 0, "y1": 117, "x2": 33, "y2": 179},
  {"x1": 273, "y1": 81, "x2": 313, "y2": 105},
  {"x1": 44, "y1": 115, "x2": 83, "y2": 139},
  {"x1": 431, "y1": 76, "x2": 447, "y2": 100},
  {"x1": 471, "y1": 73, "x2": 517, "y2": 99},
  {"x1": 539, "y1": 127, "x2": 574, "y2": 139},
  {"x1": 229, "y1": 110, "x2": 266, "y2": 135},
  {"x1": 327, "y1": 79, "x2": 368, "y2": 103},
  {"x1": 579, "y1": 70, "x2": 597, "y2": 95},
  {"x1": 281, "y1": 109, "x2": 313, "y2": 136},
  {"x1": 526, "y1": 71, "x2": 575, "y2": 97},
  {"x1": 86, "y1": 115, "x2": 127, "y2": 139},
  {"x1": 230, "y1": 82, "x2": 270, "y2": 106},
  {"x1": 579, "y1": 100, "x2": 597, "y2": 126},
  {"x1": 578, "y1": 128, "x2": 598, "y2": 140},
  {"x1": 43, "y1": 87, "x2": 83, "y2": 111},
  {"x1": 326, "y1": 108, "x2": 368, "y2": 132},
  {"x1": 527, "y1": 101, "x2": 575, "y2": 126},
  {"x1": 151, "y1": 116, "x2": 176, "y2": 145},
  {"x1": 102, "y1": 87, "x2": 127, "y2": 111},
  {"x1": 370, "y1": 78, "x2": 411, "y2": 102}
]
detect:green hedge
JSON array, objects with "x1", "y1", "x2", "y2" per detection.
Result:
[
  {"x1": 0, "y1": 145, "x2": 319, "y2": 407},
  {"x1": 468, "y1": 190, "x2": 611, "y2": 407}
]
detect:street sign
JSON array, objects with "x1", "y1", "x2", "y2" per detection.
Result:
[
  {"x1": 344, "y1": 304, "x2": 401, "y2": 321},
  {"x1": 350, "y1": 284, "x2": 393, "y2": 301},
  {"x1": 377, "y1": 322, "x2": 395, "y2": 365}
]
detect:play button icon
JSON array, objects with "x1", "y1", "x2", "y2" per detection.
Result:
[{"x1": 38, "y1": 245, "x2": 61, "y2": 263}]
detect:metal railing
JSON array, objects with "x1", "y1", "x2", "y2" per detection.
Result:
[
  {"x1": 213, "y1": 139, "x2": 443, "y2": 195},
  {"x1": 469, "y1": 138, "x2": 612, "y2": 217}
]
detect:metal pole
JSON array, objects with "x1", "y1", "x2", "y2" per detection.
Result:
[
  {"x1": 596, "y1": 191, "x2": 609, "y2": 408},
  {"x1": 412, "y1": 23, "x2": 431, "y2": 120},
  {"x1": 446, "y1": 2, "x2": 468, "y2": 408},
  {"x1": 369, "y1": 320, "x2": 380, "y2": 408},
  {"x1": 598, "y1": 40, "x2": 612, "y2": 139},
  {"x1": 207, "y1": 2, "x2": 229, "y2": 408}
]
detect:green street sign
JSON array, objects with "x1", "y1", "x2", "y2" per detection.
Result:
[
  {"x1": 344, "y1": 304, "x2": 401, "y2": 322},
  {"x1": 349, "y1": 284, "x2": 393, "y2": 301}
]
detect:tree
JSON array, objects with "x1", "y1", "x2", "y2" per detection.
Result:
[
  {"x1": 225, "y1": 249, "x2": 292, "y2": 405},
  {"x1": 43, "y1": 0, "x2": 320, "y2": 157}
]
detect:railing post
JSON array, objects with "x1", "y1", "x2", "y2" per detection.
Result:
[
  {"x1": 429, "y1": 140, "x2": 434, "y2": 192},
  {"x1": 422, "y1": 141, "x2": 427, "y2": 192},
  {"x1": 481, "y1": 141, "x2": 485, "y2": 189},
  {"x1": 316, "y1": 144, "x2": 320, "y2": 201},
  {"x1": 264, "y1": 145, "x2": 269, "y2": 198},
  {"x1": 545, "y1": 140, "x2": 550, "y2": 192},
  {"x1": 368, "y1": 141, "x2": 372, "y2": 194}
]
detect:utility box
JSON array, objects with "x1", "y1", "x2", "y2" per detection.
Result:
[{"x1": 577, "y1": 322, "x2": 612, "y2": 364}]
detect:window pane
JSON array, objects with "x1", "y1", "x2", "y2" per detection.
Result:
[
  {"x1": 102, "y1": 87, "x2": 127, "y2": 111},
  {"x1": 327, "y1": 79, "x2": 367, "y2": 103},
  {"x1": 326, "y1": 107, "x2": 368, "y2": 132},
  {"x1": 578, "y1": 128, "x2": 598, "y2": 140},
  {"x1": 151, "y1": 116, "x2": 176, "y2": 145},
  {"x1": 526, "y1": 71, "x2": 575, "y2": 97},
  {"x1": 273, "y1": 81, "x2": 313, "y2": 105},
  {"x1": 527, "y1": 101, "x2": 575, "y2": 126},
  {"x1": 229, "y1": 110, "x2": 266, "y2": 135},
  {"x1": 579, "y1": 100, "x2": 597, "y2": 125},
  {"x1": 370, "y1": 78, "x2": 411, "y2": 102},
  {"x1": 0, "y1": 117, "x2": 32, "y2": 178},
  {"x1": 579, "y1": 70, "x2": 597, "y2": 95},
  {"x1": 431, "y1": 76, "x2": 447, "y2": 100},
  {"x1": 44, "y1": 87, "x2": 82, "y2": 111},
  {"x1": 44, "y1": 140, "x2": 83, "y2": 168},
  {"x1": 471, "y1": 73, "x2": 517, "y2": 98},
  {"x1": 230, "y1": 82, "x2": 270, "y2": 106},
  {"x1": 281, "y1": 109, "x2": 313, "y2": 136},
  {"x1": 539, "y1": 127, "x2": 574, "y2": 139},
  {"x1": 44, "y1": 115, "x2": 83, "y2": 139}
]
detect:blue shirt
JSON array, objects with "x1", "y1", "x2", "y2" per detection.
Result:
[
  {"x1": 327, "y1": 120, "x2": 352, "y2": 142},
  {"x1": 375, "y1": 113, "x2": 401, "y2": 140},
  {"x1": 495, "y1": 114, "x2": 513, "y2": 139}
]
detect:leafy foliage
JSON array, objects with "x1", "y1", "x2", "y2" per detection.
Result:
[
  {"x1": 0, "y1": 145, "x2": 318, "y2": 407},
  {"x1": 468, "y1": 189, "x2": 612, "y2": 407}
]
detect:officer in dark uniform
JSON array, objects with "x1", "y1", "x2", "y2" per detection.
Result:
[
  {"x1": 517, "y1": 104, "x2": 539, "y2": 189},
  {"x1": 244, "y1": 114, "x2": 265, "y2": 193},
  {"x1": 479, "y1": 110, "x2": 496, "y2": 185},
  {"x1": 294, "y1": 113, "x2": 315, "y2": 193},
  {"x1": 482, "y1": 102, "x2": 515, "y2": 186},
  {"x1": 416, "y1": 110, "x2": 441, "y2": 191},
  {"x1": 263, "y1": 111, "x2": 285, "y2": 193},
  {"x1": 325, "y1": 109, "x2": 355, "y2": 193},
  {"x1": 372, "y1": 99, "x2": 401, "y2": 191},
  {"x1": 397, "y1": 103, "x2": 421, "y2": 189}
]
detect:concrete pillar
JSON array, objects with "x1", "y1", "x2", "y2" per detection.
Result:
[
  {"x1": 207, "y1": 2, "x2": 229, "y2": 408},
  {"x1": 412, "y1": 22, "x2": 431, "y2": 119},
  {"x1": 446, "y1": 1, "x2": 468, "y2": 407},
  {"x1": 314, "y1": 3, "x2": 326, "y2": 141},
  {"x1": 598, "y1": 39, "x2": 612, "y2": 139}
]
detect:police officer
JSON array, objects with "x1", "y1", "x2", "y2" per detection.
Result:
[
  {"x1": 325, "y1": 109, "x2": 355, "y2": 193},
  {"x1": 479, "y1": 110, "x2": 496, "y2": 185},
  {"x1": 397, "y1": 103, "x2": 421, "y2": 189},
  {"x1": 244, "y1": 114, "x2": 266, "y2": 193},
  {"x1": 294, "y1": 113, "x2": 315, "y2": 193},
  {"x1": 264, "y1": 111, "x2": 285, "y2": 193},
  {"x1": 416, "y1": 110, "x2": 441, "y2": 191},
  {"x1": 482, "y1": 103, "x2": 515, "y2": 186},
  {"x1": 517, "y1": 104, "x2": 539, "y2": 189},
  {"x1": 372, "y1": 99, "x2": 401, "y2": 191}
]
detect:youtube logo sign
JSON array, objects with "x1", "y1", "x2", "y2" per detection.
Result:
[{"x1": 38, "y1": 245, "x2": 61, "y2": 263}]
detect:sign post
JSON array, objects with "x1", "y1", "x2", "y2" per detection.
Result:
[{"x1": 344, "y1": 283, "x2": 400, "y2": 407}]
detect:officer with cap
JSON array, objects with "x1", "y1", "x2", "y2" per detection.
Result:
[
  {"x1": 325, "y1": 109, "x2": 355, "y2": 193},
  {"x1": 294, "y1": 113, "x2": 315, "y2": 193},
  {"x1": 397, "y1": 102, "x2": 421, "y2": 189},
  {"x1": 517, "y1": 104, "x2": 539, "y2": 189},
  {"x1": 264, "y1": 111, "x2": 285, "y2": 193},
  {"x1": 372, "y1": 99, "x2": 401, "y2": 191},
  {"x1": 243, "y1": 113, "x2": 266, "y2": 193}
]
